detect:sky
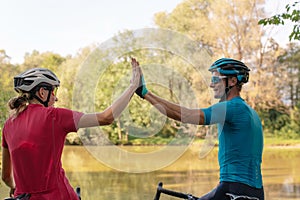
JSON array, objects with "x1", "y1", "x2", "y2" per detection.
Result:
[{"x1": 0, "y1": 0, "x2": 296, "y2": 64}]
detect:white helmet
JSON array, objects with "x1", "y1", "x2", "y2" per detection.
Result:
[{"x1": 14, "y1": 68, "x2": 60, "y2": 93}]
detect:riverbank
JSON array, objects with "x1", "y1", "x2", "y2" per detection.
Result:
[
  {"x1": 192, "y1": 137, "x2": 300, "y2": 148},
  {"x1": 263, "y1": 137, "x2": 300, "y2": 148},
  {"x1": 109, "y1": 136, "x2": 300, "y2": 147},
  {"x1": 67, "y1": 136, "x2": 300, "y2": 147}
]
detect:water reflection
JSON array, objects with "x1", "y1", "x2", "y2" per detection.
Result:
[
  {"x1": 61, "y1": 145, "x2": 300, "y2": 200},
  {"x1": 0, "y1": 146, "x2": 299, "y2": 199}
]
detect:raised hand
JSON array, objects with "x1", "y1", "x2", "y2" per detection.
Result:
[
  {"x1": 130, "y1": 57, "x2": 142, "y2": 90},
  {"x1": 131, "y1": 58, "x2": 148, "y2": 99}
]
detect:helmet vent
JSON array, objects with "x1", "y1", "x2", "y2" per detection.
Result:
[{"x1": 44, "y1": 74, "x2": 57, "y2": 81}]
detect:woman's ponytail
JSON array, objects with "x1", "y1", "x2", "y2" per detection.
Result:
[{"x1": 8, "y1": 94, "x2": 30, "y2": 118}]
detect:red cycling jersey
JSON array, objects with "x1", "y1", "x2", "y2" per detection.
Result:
[{"x1": 2, "y1": 104, "x2": 84, "y2": 200}]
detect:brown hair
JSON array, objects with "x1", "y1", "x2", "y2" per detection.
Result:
[{"x1": 8, "y1": 93, "x2": 31, "y2": 119}]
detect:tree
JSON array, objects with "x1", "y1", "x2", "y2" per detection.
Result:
[
  {"x1": 22, "y1": 50, "x2": 66, "y2": 73},
  {"x1": 277, "y1": 43, "x2": 300, "y2": 108},
  {"x1": 0, "y1": 51, "x2": 18, "y2": 134},
  {"x1": 155, "y1": 0, "x2": 266, "y2": 60},
  {"x1": 154, "y1": 0, "x2": 287, "y2": 110},
  {"x1": 258, "y1": 1, "x2": 300, "y2": 41},
  {"x1": 153, "y1": 0, "x2": 300, "y2": 138}
]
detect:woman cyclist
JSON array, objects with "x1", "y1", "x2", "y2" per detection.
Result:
[{"x1": 2, "y1": 60, "x2": 141, "y2": 199}]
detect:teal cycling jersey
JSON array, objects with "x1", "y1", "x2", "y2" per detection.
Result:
[{"x1": 201, "y1": 96, "x2": 263, "y2": 188}]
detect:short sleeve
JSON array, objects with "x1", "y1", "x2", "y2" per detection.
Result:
[
  {"x1": 48, "y1": 107, "x2": 84, "y2": 133},
  {"x1": 201, "y1": 102, "x2": 228, "y2": 125},
  {"x1": 2, "y1": 124, "x2": 8, "y2": 148}
]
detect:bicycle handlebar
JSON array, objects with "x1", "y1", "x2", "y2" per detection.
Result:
[{"x1": 154, "y1": 182, "x2": 199, "y2": 200}]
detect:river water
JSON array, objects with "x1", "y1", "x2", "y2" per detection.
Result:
[{"x1": 1, "y1": 145, "x2": 299, "y2": 199}]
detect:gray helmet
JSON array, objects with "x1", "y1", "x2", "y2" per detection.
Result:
[{"x1": 14, "y1": 68, "x2": 60, "y2": 93}]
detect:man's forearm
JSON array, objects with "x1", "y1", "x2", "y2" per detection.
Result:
[{"x1": 144, "y1": 91, "x2": 204, "y2": 125}]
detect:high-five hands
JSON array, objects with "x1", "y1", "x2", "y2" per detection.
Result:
[
  {"x1": 131, "y1": 58, "x2": 148, "y2": 99},
  {"x1": 130, "y1": 57, "x2": 142, "y2": 91}
]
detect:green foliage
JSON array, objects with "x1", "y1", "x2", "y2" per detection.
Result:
[
  {"x1": 165, "y1": 0, "x2": 299, "y2": 140},
  {"x1": 0, "y1": 50, "x2": 19, "y2": 135},
  {"x1": 260, "y1": 103, "x2": 300, "y2": 139},
  {"x1": 277, "y1": 103, "x2": 300, "y2": 139},
  {"x1": 258, "y1": 1, "x2": 300, "y2": 41},
  {"x1": 1, "y1": 0, "x2": 300, "y2": 143},
  {"x1": 277, "y1": 43, "x2": 300, "y2": 108},
  {"x1": 0, "y1": 90, "x2": 14, "y2": 133},
  {"x1": 22, "y1": 50, "x2": 66, "y2": 72},
  {"x1": 258, "y1": 108, "x2": 288, "y2": 134},
  {"x1": 0, "y1": 50, "x2": 67, "y2": 139}
]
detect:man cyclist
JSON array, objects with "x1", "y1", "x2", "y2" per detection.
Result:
[{"x1": 132, "y1": 58, "x2": 264, "y2": 200}]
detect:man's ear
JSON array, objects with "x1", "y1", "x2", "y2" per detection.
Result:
[{"x1": 229, "y1": 77, "x2": 238, "y2": 86}]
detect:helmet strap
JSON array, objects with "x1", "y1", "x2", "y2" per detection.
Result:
[
  {"x1": 31, "y1": 90, "x2": 52, "y2": 107},
  {"x1": 220, "y1": 78, "x2": 234, "y2": 102},
  {"x1": 44, "y1": 91, "x2": 52, "y2": 107}
]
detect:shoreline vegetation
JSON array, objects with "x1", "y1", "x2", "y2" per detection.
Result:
[
  {"x1": 64, "y1": 136, "x2": 300, "y2": 148},
  {"x1": 262, "y1": 138, "x2": 300, "y2": 148}
]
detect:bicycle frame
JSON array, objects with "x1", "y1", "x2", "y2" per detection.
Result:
[
  {"x1": 76, "y1": 187, "x2": 81, "y2": 200},
  {"x1": 154, "y1": 182, "x2": 199, "y2": 200},
  {"x1": 4, "y1": 193, "x2": 31, "y2": 200},
  {"x1": 4, "y1": 187, "x2": 81, "y2": 200}
]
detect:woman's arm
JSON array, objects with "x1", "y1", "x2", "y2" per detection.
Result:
[
  {"x1": 77, "y1": 85, "x2": 138, "y2": 128},
  {"x1": 144, "y1": 91, "x2": 205, "y2": 125},
  {"x1": 77, "y1": 60, "x2": 141, "y2": 128},
  {"x1": 2, "y1": 147, "x2": 15, "y2": 195}
]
